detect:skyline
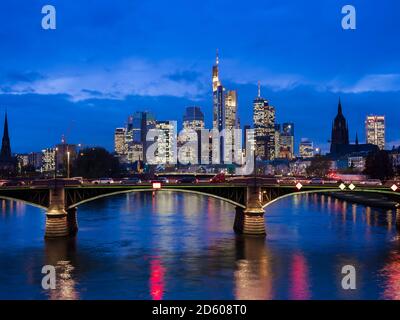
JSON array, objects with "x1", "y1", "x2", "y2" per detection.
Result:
[{"x1": 1, "y1": 0, "x2": 400, "y2": 153}]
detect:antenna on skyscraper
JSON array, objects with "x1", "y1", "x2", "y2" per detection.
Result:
[
  {"x1": 257, "y1": 81, "x2": 261, "y2": 98},
  {"x1": 216, "y1": 48, "x2": 219, "y2": 65}
]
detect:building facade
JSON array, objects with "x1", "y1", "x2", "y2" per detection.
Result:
[
  {"x1": 299, "y1": 138, "x2": 314, "y2": 158},
  {"x1": 253, "y1": 83, "x2": 276, "y2": 160},
  {"x1": 366, "y1": 115, "x2": 385, "y2": 150}
]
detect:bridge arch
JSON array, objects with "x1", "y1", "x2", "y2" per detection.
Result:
[
  {"x1": 67, "y1": 188, "x2": 246, "y2": 210},
  {"x1": 262, "y1": 188, "x2": 400, "y2": 209},
  {"x1": 0, "y1": 195, "x2": 47, "y2": 211}
]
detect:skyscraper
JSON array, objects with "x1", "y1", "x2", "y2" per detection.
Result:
[
  {"x1": 211, "y1": 51, "x2": 240, "y2": 162},
  {"x1": 114, "y1": 128, "x2": 126, "y2": 156},
  {"x1": 366, "y1": 115, "x2": 385, "y2": 150},
  {"x1": 299, "y1": 138, "x2": 314, "y2": 158},
  {"x1": 279, "y1": 123, "x2": 295, "y2": 159},
  {"x1": 330, "y1": 98, "x2": 349, "y2": 155},
  {"x1": 212, "y1": 50, "x2": 225, "y2": 132},
  {"x1": 225, "y1": 90, "x2": 238, "y2": 131},
  {"x1": 155, "y1": 121, "x2": 177, "y2": 164},
  {"x1": 181, "y1": 106, "x2": 205, "y2": 164},
  {"x1": 253, "y1": 83, "x2": 275, "y2": 160},
  {"x1": 183, "y1": 106, "x2": 205, "y2": 130},
  {"x1": 125, "y1": 111, "x2": 156, "y2": 163}
]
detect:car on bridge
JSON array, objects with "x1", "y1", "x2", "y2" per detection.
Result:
[
  {"x1": 357, "y1": 179, "x2": 382, "y2": 186},
  {"x1": 92, "y1": 178, "x2": 114, "y2": 185},
  {"x1": 310, "y1": 178, "x2": 325, "y2": 185},
  {"x1": 151, "y1": 177, "x2": 170, "y2": 184},
  {"x1": 1, "y1": 180, "x2": 26, "y2": 187},
  {"x1": 177, "y1": 176, "x2": 199, "y2": 184},
  {"x1": 121, "y1": 177, "x2": 142, "y2": 185},
  {"x1": 210, "y1": 173, "x2": 226, "y2": 183}
]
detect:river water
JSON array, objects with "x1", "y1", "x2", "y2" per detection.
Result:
[{"x1": 0, "y1": 192, "x2": 399, "y2": 300}]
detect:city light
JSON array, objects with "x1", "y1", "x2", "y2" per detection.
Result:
[{"x1": 152, "y1": 182, "x2": 162, "y2": 190}]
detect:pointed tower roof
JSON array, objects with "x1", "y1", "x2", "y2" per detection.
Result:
[
  {"x1": 0, "y1": 112, "x2": 12, "y2": 161},
  {"x1": 3, "y1": 112, "x2": 9, "y2": 140},
  {"x1": 338, "y1": 98, "x2": 343, "y2": 115}
]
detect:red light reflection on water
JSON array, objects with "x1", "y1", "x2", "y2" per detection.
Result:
[
  {"x1": 150, "y1": 258, "x2": 165, "y2": 300},
  {"x1": 290, "y1": 253, "x2": 311, "y2": 300},
  {"x1": 381, "y1": 251, "x2": 400, "y2": 300}
]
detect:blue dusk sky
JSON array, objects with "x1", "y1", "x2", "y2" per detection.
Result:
[{"x1": 0, "y1": 0, "x2": 400, "y2": 153}]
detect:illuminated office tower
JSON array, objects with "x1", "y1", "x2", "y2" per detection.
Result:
[
  {"x1": 299, "y1": 138, "x2": 314, "y2": 158},
  {"x1": 41, "y1": 148, "x2": 56, "y2": 173},
  {"x1": 127, "y1": 143, "x2": 144, "y2": 163},
  {"x1": 181, "y1": 106, "x2": 205, "y2": 164},
  {"x1": 253, "y1": 82, "x2": 275, "y2": 160},
  {"x1": 155, "y1": 121, "x2": 177, "y2": 164},
  {"x1": 183, "y1": 106, "x2": 205, "y2": 130},
  {"x1": 279, "y1": 123, "x2": 294, "y2": 159},
  {"x1": 114, "y1": 128, "x2": 126, "y2": 156},
  {"x1": 125, "y1": 111, "x2": 156, "y2": 163},
  {"x1": 212, "y1": 50, "x2": 225, "y2": 132},
  {"x1": 274, "y1": 124, "x2": 281, "y2": 159},
  {"x1": 225, "y1": 90, "x2": 238, "y2": 130},
  {"x1": 365, "y1": 115, "x2": 385, "y2": 150},
  {"x1": 212, "y1": 50, "x2": 241, "y2": 162},
  {"x1": 225, "y1": 89, "x2": 240, "y2": 160}
]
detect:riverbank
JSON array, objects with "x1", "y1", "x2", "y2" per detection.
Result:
[{"x1": 326, "y1": 192, "x2": 399, "y2": 209}]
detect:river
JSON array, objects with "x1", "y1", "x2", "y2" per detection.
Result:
[{"x1": 0, "y1": 192, "x2": 399, "y2": 300}]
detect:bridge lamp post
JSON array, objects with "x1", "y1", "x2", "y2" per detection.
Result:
[
  {"x1": 54, "y1": 147, "x2": 59, "y2": 179},
  {"x1": 67, "y1": 151, "x2": 70, "y2": 179}
]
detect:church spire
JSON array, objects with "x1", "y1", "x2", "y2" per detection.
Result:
[{"x1": 0, "y1": 112, "x2": 11, "y2": 161}]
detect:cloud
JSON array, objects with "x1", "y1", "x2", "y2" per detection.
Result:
[
  {"x1": 328, "y1": 74, "x2": 400, "y2": 93},
  {"x1": 165, "y1": 70, "x2": 201, "y2": 83},
  {"x1": 1, "y1": 71, "x2": 45, "y2": 85},
  {"x1": 0, "y1": 59, "x2": 208, "y2": 101}
]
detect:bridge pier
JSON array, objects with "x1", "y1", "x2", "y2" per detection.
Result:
[
  {"x1": 234, "y1": 187, "x2": 266, "y2": 236},
  {"x1": 67, "y1": 207, "x2": 78, "y2": 236},
  {"x1": 45, "y1": 186, "x2": 77, "y2": 239}
]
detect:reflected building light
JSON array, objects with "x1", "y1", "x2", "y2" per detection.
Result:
[
  {"x1": 366, "y1": 207, "x2": 371, "y2": 227},
  {"x1": 289, "y1": 253, "x2": 311, "y2": 300},
  {"x1": 381, "y1": 251, "x2": 400, "y2": 300},
  {"x1": 352, "y1": 204, "x2": 357, "y2": 223},
  {"x1": 234, "y1": 239, "x2": 272, "y2": 300},
  {"x1": 387, "y1": 211, "x2": 393, "y2": 230},
  {"x1": 2, "y1": 199, "x2": 6, "y2": 216},
  {"x1": 49, "y1": 261, "x2": 79, "y2": 300},
  {"x1": 150, "y1": 258, "x2": 165, "y2": 300}
]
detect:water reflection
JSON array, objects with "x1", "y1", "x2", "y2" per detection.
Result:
[
  {"x1": 1, "y1": 193, "x2": 400, "y2": 299},
  {"x1": 44, "y1": 239, "x2": 79, "y2": 300},
  {"x1": 149, "y1": 257, "x2": 165, "y2": 300},
  {"x1": 289, "y1": 253, "x2": 310, "y2": 300},
  {"x1": 234, "y1": 237, "x2": 272, "y2": 300}
]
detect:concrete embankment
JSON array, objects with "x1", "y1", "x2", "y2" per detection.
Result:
[{"x1": 325, "y1": 192, "x2": 399, "y2": 209}]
